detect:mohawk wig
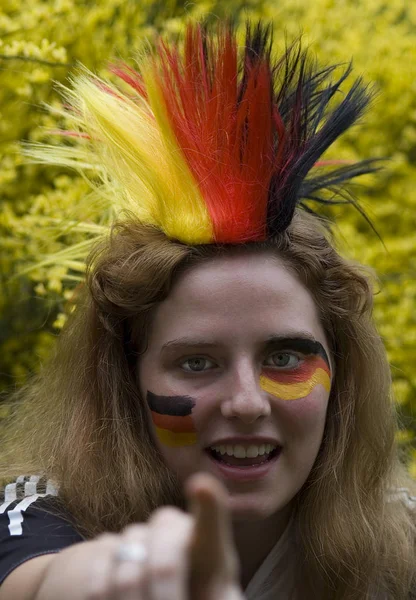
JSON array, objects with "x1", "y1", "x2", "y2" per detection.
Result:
[{"x1": 25, "y1": 21, "x2": 379, "y2": 252}]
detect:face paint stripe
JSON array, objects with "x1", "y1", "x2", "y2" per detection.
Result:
[
  {"x1": 155, "y1": 426, "x2": 197, "y2": 447},
  {"x1": 260, "y1": 367, "x2": 331, "y2": 400},
  {"x1": 265, "y1": 337, "x2": 330, "y2": 368},
  {"x1": 147, "y1": 391, "x2": 197, "y2": 447},
  {"x1": 262, "y1": 355, "x2": 330, "y2": 384},
  {"x1": 307, "y1": 341, "x2": 330, "y2": 367},
  {"x1": 150, "y1": 411, "x2": 196, "y2": 433},
  {"x1": 146, "y1": 391, "x2": 195, "y2": 416}
]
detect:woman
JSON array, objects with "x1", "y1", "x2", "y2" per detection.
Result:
[{"x1": 0, "y1": 21, "x2": 415, "y2": 600}]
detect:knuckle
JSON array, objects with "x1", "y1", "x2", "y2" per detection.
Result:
[
  {"x1": 150, "y1": 506, "x2": 190, "y2": 528},
  {"x1": 149, "y1": 561, "x2": 178, "y2": 582},
  {"x1": 85, "y1": 570, "x2": 110, "y2": 599},
  {"x1": 122, "y1": 522, "x2": 146, "y2": 537},
  {"x1": 113, "y1": 565, "x2": 147, "y2": 593},
  {"x1": 151, "y1": 506, "x2": 182, "y2": 521},
  {"x1": 85, "y1": 584, "x2": 107, "y2": 600},
  {"x1": 95, "y1": 532, "x2": 118, "y2": 546}
]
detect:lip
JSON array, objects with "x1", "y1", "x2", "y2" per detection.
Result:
[
  {"x1": 205, "y1": 446, "x2": 282, "y2": 482},
  {"x1": 205, "y1": 436, "x2": 283, "y2": 448}
]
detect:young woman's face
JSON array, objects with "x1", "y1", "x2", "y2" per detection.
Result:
[{"x1": 138, "y1": 253, "x2": 332, "y2": 521}]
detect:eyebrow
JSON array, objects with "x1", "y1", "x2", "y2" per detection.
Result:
[
  {"x1": 162, "y1": 337, "x2": 221, "y2": 351},
  {"x1": 161, "y1": 332, "x2": 330, "y2": 367}
]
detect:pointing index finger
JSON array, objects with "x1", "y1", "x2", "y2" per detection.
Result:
[{"x1": 186, "y1": 473, "x2": 239, "y2": 586}]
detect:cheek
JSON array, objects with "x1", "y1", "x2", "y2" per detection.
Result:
[
  {"x1": 259, "y1": 358, "x2": 331, "y2": 441},
  {"x1": 145, "y1": 390, "x2": 215, "y2": 450},
  {"x1": 147, "y1": 395, "x2": 214, "y2": 483},
  {"x1": 258, "y1": 358, "x2": 331, "y2": 445},
  {"x1": 158, "y1": 445, "x2": 200, "y2": 481},
  {"x1": 276, "y1": 388, "x2": 330, "y2": 486},
  {"x1": 275, "y1": 386, "x2": 330, "y2": 462},
  {"x1": 150, "y1": 412, "x2": 197, "y2": 448},
  {"x1": 260, "y1": 357, "x2": 331, "y2": 401},
  {"x1": 278, "y1": 386, "x2": 329, "y2": 424},
  {"x1": 145, "y1": 405, "x2": 201, "y2": 481},
  {"x1": 146, "y1": 392, "x2": 197, "y2": 449}
]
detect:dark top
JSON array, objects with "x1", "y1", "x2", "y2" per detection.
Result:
[{"x1": 0, "y1": 476, "x2": 83, "y2": 587}]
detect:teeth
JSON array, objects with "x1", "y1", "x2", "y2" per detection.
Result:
[
  {"x1": 210, "y1": 443, "x2": 277, "y2": 458},
  {"x1": 234, "y1": 445, "x2": 245, "y2": 458},
  {"x1": 246, "y1": 445, "x2": 258, "y2": 458}
]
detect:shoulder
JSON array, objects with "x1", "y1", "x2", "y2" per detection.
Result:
[
  {"x1": 0, "y1": 474, "x2": 58, "y2": 506},
  {"x1": 0, "y1": 474, "x2": 82, "y2": 540},
  {"x1": 0, "y1": 475, "x2": 60, "y2": 536},
  {"x1": 0, "y1": 475, "x2": 83, "y2": 587}
]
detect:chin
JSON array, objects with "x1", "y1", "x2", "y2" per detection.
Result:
[{"x1": 226, "y1": 494, "x2": 282, "y2": 521}]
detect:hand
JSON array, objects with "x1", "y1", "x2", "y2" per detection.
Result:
[{"x1": 35, "y1": 473, "x2": 244, "y2": 600}]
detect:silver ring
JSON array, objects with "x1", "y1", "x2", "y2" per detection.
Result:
[{"x1": 115, "y1": 542, "x2": 148, "y2": 563}]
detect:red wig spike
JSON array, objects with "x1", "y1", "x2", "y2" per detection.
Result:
[
  {"x1": 152, "y1": 24, "x2": 275, "y2": 243},
  {"x1": 107, "y1": 61, "x2": 148, "y2": 99}
]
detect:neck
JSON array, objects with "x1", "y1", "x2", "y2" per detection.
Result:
[{"x1": 232, "y1": 504, "x2": 293, "y2": 590}]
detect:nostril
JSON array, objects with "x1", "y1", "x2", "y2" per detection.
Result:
[{"x1": 220, "y1": 392, "x2": 271, "y2": 422}]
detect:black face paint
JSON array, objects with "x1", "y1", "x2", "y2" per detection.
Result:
[
  {"x1": 264, "y1": 336, "x2": 330, "y2": 368},
  {"x1": 146, "y1": 391, "x2": 197, "y2": 447},
  {"x1": 146, "y1": 391, "x2": 196, "y2": 416}
]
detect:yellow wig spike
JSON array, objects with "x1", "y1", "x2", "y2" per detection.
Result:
[{"x1": 24, "y1": 64, "x2": 213, "y2": 247}]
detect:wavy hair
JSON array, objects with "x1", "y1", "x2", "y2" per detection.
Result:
[{"x1": 1, "y1": 209, "x2": 415, "y2": 599}]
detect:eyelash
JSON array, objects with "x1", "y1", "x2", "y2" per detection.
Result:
[
  {"x1": 263, "y1": 352, "x2": 301, "y2": 369},
  {"x1": 181, "y1": 357, "x2": 216, "y2": 372},
  {"x1": 180, "y1": 352, "x2": 302, "y2": 373}
]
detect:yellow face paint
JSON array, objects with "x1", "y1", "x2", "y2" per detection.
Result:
[
  {"x1": 147, "y1": 391, "x2": 197, "y2": 448},
  {"x1": 154, "y1": 426, "x2": 197, "y2": 447},
  {"x1": 260, "y1": 354, "x2": 331, "y2": 401}
]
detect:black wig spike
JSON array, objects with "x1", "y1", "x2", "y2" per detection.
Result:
[{"x1": 243, "y1": 23, "x2": 383, "y2": 236}]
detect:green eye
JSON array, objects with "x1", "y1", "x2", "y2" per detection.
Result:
[
  {"x1": 265, "y1": 353, "x2": 299, "y2": 368},
  {"x1": 182, "y1": 357, "x2": 214, "y2": 372}
]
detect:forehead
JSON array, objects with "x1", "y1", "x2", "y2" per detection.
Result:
[{"x1": 148, "y1": 253, "x2": 326, "y2": 347}]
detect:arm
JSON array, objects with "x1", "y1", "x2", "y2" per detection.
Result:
[
  {"x1": 0, "y1": 541, "x2": 102, "y2": 600},
  {"x1": 0, "y1": 473, "x2": 244, "y2": 600},
  {"x1": 0, "y1": 479, "x2": 85, "y2": 599},
  {"x1": 0, "y1": 554, "x2": 56, "y2": 600}
]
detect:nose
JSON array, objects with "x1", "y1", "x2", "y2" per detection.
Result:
[{"x1": 220, "y1": 359, "x2": 271, "y2": 423}]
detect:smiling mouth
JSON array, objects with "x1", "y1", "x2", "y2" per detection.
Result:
[{"x1": 206, "y1": 446, "x2": 281, "y2": 467}]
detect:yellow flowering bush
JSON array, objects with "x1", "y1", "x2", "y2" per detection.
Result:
[{"x1": 1, "y1": 0, "x2": 415, "y2": 475}]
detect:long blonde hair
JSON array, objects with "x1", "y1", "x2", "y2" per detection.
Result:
[{"x1": 1, "y1": 209, "x2": 415, "y2": 599}]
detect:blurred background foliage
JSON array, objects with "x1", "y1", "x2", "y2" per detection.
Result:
[{"x1": 0, "y1": 0, "x2": 415, "y2": 474}]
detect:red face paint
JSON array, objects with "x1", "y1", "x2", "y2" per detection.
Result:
[
  {"x1": 260, "y1": 338, "x2": 331, "y2": 401},
  {"x1": 146, "y1": 391, "x2": 197, "y2": 447}
]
